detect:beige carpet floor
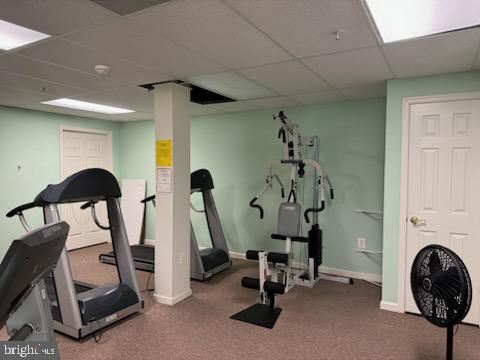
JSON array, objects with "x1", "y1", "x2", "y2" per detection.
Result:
[{"x1": 2, "y1": 243, "x2": 479, "y2": 360}]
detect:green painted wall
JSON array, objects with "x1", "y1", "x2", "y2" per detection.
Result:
[
  {"x1": 120, "y1": 98, "x2": 386, "y2": 277},
  {"x1": 0, "y1": 106, "x2": 121, "y2": 258},
  {"x1": 118, "y1": 120, "x2": 156, "y2": 240},
  {"x1": 0, "y1": 98, "x2": 386, "y2": 279},
  {"x1": 382, "y1": 70, "x2": 480, "y2": 304},
  {"x1": 3, "y1": 69, "x2": 479, "y2": 299}
]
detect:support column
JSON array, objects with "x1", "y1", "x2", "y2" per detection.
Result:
[{"x1": 153, "y1": 83, "x2": 192, "y2": 305}]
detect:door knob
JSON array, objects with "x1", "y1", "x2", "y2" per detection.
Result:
[{"x1": 410, "y1": 216, "x2": 426, "y2": 226}]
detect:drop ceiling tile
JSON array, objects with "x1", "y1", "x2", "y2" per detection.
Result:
[
  {"x1": 226, "y1": 0, "x2": 377, "y2": 58},
  {"x1": 302, "y1": 47, "x2": 392, "y2": 88},
  {"x1": 207, "y1": 101, "x2": 260, "y2": 114},
  {"x1": 130, "y1": 0, "x2": 291, "y2": 69},
  {"x1": 19, "y1": 39, "x2": 171, "y2": 86},
  {"x1": 90, "y1": 0, "x2": 170, "y2": 16},
  {"x1": 22, "y1": 102, "x2": 152, "y2": 122},
  {"x1": 190, "y1": 103, "x2": 220, "y2": 116},
  {"x1": 340, "y1": 83, "x2": 386, "y2": 100},
  {"x1": 0, "y1": 86, "x2": 54, "y2": 107},
  {"x1": 289, "y1": 90, "x2": 345, "y2": 105},
  {"x1": 0, "y1": 0, "x2": 117, "y2": 36},
  {"x1": 65, "y1": 17, "x2": 225, "y2": 79},
  {"x1": 245, "y1": 96, "x2": 300, "y2": 109},
  {"x1": 188, "y1": 72, "x2": 276, "y2": 100},
  {"x1": 384, "y1": 29, "x2": 480, "y2": 78},
  {"x1": 110, "y1": 111, "x2": 152, "y2": 121},
  {"x1": 112, "y1": 112, "x2": 152, "y2": 121},
  {"x1": 0, "y1": 54, "x2": 119, "y2": 92},
  {"x1": 0, "y1": 71, "x2": 90, "y2": 97},
  {"x1": 72, "y1": 86, "x2": 154, "y2": 114},
  {"x1": 239, "y1": 61, "x2": 330, "y2": 95}
]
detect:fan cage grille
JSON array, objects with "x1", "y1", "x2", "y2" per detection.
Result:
[{"x1": 411, "y1": 245, "x2": 472, "y2": 327}]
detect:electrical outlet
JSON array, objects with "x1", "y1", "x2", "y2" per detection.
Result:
[{"x1": 357, "y1": 238, "x2": 366, "y2": 249}]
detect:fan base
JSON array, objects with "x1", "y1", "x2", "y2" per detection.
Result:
[{"x1": 446, "y1": 325, "x2": 453, "y2": 360}]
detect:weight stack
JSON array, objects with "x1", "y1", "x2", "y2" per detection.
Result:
[{"x1": 308, "y1": 224, "x2": 322, "y2": 278}]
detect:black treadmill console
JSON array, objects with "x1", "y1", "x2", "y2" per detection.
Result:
[
  {"x1": 0, "y1": 222, "x2": 69, "y2": 328},
  {"x1": 34, "y1": 168, "x2": 122, "y2": 205}
]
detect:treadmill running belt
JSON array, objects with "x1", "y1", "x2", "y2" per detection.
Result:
[
  {"x1": 130, "y1": 245, "x2": 154, "y2": 262},
  {"x1": 102, "y1": 245, "x2": 154, "y2": 264},
  {"x1": 45, "y1": 276, "x2": 93, "y2": 323},
  {"x1": 45, "y1": 275, "x2": 91, "y2": 299},
  {"x1": 100, "y1": 243, "x2": 231, "y2": 279}
]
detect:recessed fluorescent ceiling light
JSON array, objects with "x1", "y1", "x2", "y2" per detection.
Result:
[
  {"x1": 0, "y1": 19, "x2": 50, "y2": 50},
  {"x1": 365, "y1": 0, "x2": 480, "y2": 43},
  {"x1": 42, "y1": 98, "x2": 134, "y2": 114}
]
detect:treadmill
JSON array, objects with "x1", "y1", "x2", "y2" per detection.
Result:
[
  {"x1": 6, "y1": 169, "x2": 143, "y2": 339},
  {"x1": 100, "y1": 169, "x2": 232, "y2": 280}
]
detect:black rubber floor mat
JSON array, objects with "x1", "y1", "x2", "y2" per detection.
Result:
[{"x1": 230, "y1": 303, "x2": 282, "y2": 329}]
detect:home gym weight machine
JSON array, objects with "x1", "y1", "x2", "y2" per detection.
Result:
[{"x1": 231, "y1": 111, "x2": 346, "y2": 328}]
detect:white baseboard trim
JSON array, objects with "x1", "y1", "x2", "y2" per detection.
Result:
[
  {"x1": 229, "y1": 251, "x2": 246, "y2": 260},
  {"x1": 153, "y1": 288, "x2": 192, "y2": 306},
  {"x1": 318, "y1": 265, "x2": 382, "y2": 284},
  {"x1": 146, "y1": 244, "x2": 401, "y2": 312},
  {"x1": 142, "y1": 245, "x2": 381, "y2": 285},
  {"x1": 144, "y1": 239, "x2": 155, "y2": 246},
  {"x1": 380, "y1": 300, "x2": 403, "y2": 313}
]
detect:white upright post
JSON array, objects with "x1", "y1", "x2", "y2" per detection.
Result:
[{"x1": 153, "y1": 83, "x2": 192, "y2": 305}]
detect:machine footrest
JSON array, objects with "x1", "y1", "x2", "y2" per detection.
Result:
[
  {"x1": 241, "y1": 277, "x2": 260, "y2": 290},
  {"x1": 231, "y1": 303, "x2": 282, "y2": 329},
  {"x1": 267, "y1": 252, "x2": 289, "y2": 265},
  {"x1": 271, "y1": 234, "x2": 308, "y2": 243},
  {"x1": 245, "y1": 250, "x2": 262, "y2": 261},
  {"x1": 245, "y1": 250, "x2": 289, "y2": 265},
  {"x1": 264, "y1": 281, "x2": 285, "y2": 295},
  {"x1": 241, "y1": 277, "x2": 285, "y2": 294}
]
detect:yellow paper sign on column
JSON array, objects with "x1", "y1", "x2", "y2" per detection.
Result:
[{"x1": 156, "y1": 139, "x2": 172, "y2": 167}]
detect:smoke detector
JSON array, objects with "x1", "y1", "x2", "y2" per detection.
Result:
[{"x1": 94, "y1": 64, "x2": 111, "y2": 76}]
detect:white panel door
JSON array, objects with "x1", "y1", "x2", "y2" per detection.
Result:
[
  {"x1": 61, "y1": 130, "x2": 111, "y2": 250},
  {"x1": 405, "y1": 100, "x2": 480, "y2": 325}
]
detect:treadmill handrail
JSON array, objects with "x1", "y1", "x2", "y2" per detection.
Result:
[
  {"x1": 6, "y1": 203, "x2": 36, "y2": 232},
  {"x1": 141, "y1": 195, "x2": 156, "y2": 204},
  {"x1": 5, "y1": 202, "x2": 38, "y2": 218},
  {"x1": 80, "y1": 201, "x2": 111, "y2": 230}
]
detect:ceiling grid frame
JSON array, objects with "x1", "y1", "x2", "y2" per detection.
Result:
[{"x1": 0, "y1": 0, "x2": 479, "y2": 119}]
